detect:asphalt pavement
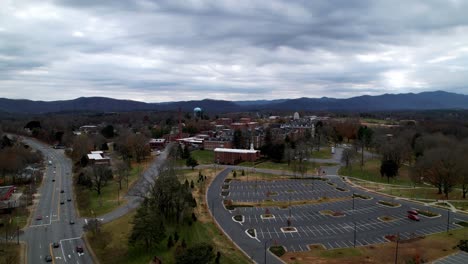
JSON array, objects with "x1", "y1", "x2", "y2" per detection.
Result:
[
  {"x1": 207, "y1": 163, "x2": 468, "y2": 264},
  {"x1": 21, "y1": 138, "x2": 93, "y2": 264},
  {"x1": 20, "y1": 138, "x2": 171, "y2": 263}
]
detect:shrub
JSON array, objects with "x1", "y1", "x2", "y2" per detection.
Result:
[{"x1": 270, "y1": 246, "x2": 286, "y2": 257}]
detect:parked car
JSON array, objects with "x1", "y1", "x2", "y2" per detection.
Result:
[
  {"x1": 408, "y1": 214, "x2": 420, "y2": 221},
  {"x1": 407, "y1": 210, "x2": 419, "y2": 215},
  {"x1": 36, "y1": 215, "x2": 43, "y2": 221},
  {"x1": 67, "y1": 198, "x2": 72, "y2": 202},
  {"x1": 76, "y1": 246, "x2": 84, "y2": 253},
  {"x1": 45, "y1": 255, "x2": 53, "y2": 262},
  {"x1": 52, "y1": 242, "x2": 60, "y2": 248}
]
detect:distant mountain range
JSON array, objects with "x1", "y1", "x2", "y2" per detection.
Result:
[{"x1": 0, "y1": 91, "x2": 467, "y2": 114}]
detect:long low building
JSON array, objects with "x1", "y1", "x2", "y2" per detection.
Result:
[{"x1": 214, "y1": 147, "x2": 260, "y2": 165}]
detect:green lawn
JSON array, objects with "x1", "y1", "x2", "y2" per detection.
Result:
[
  {"x1": 380, "y1": 187, "x2": 468, "y2": 200},
  {"x1": 88, "y1": 212, "x2": 250, "y2": 264},
  {"x1": 175, "y1": 150, "x2": 215, "y2": 167},
  {"x1": 339, "y1": 159, "x2": 414, "y2": 186},
  {"x1": 310, "y1": 147, "x2": 332, "y2": 159},
  {"x1": 88, "y1": 167, "x2": 251, "y2": 264},
  {"x1": 450, "y1": 201, "x2": 468, "y2": 211},
  {"x1": 191, "y1": 150, "x2": 215, "y2": 165},
  {"x1": 239, "y1": 160, "x2": 336, "y2": 173},
  {"x1": 77, "y1": 162, "x2": 146, "y2": 217}
]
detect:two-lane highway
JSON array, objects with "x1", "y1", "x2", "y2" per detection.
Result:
[{"x1": 21, "y1": 138, "x2": 93, "y2": 264}]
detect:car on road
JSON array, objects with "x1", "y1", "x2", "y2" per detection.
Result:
[
  {"x1": 76, "y1": 246, "x2": 84, "y2": 253},
  {"x1": 60, "y1": 190, "x2": 64, "y2": 193},
  {"x1": 67, "y1": 198, "x2": 72, "y2": 202},
  {"x1": 36, "y1": 215, "x2": 43, "y2": 221},
  {"x1": 407, "y1": 210, "x2": 419, "y2": 215},
  {"x1": 52, "y1": 179, "x2": 55, "y2": 182},
  {"x1": 52, "y1": 242, "x2": 60, "y2": 248},
  {"x1": 408, "y1": 214, "x2": 420, "y2": 221},
  {"x1": 69, "y1": 220, "x2": 75, "y2": 225},
  {"x1": 60, "y1": 200, "x2": 65, "y2": 205},
  {"x1": 45, "y1": 255, "x2": 52, "y2": 262}
]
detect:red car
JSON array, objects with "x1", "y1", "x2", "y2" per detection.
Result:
[
  {"x1": 408, "y1": 214, "x2": 420, "y2": 221},
  {"x1": 76, "y1": 246, "x2": 84, "y2": 253},
  {"x1": 407, "y1": 210, "x2": 419, "y2": 215}
]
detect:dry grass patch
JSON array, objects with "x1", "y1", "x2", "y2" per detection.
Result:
[
  {"x1": 281, "y1": 227, "x2": 468, "y2": 264},
  {"x1": 230, "y1": 197, "x2": 351, "y2": 209}
]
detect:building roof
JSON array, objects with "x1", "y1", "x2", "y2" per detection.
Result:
[
  {"x1": 149, "y1": 138, "x2": 166, "y2": 143},
  {"x1": 177, "y1": 137, "x2": 204, "y2": 144},
  {"x1": 214, "y1": 148, "x2": 259, "y2": 154},
  {"x1": 87, "y1": 154, "x2": 105, "y2": 160}
]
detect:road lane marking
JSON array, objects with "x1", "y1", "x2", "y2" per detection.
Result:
[{"x1": 49, "y1": 243, "x2": 56, "y2": 264}]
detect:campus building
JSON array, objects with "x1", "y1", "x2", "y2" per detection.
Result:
[
  {"x1": 214, "y1": 145, "x2": 260, "y2": 165},
  {"x1": 87, "y1": 151, "x2": 111, "y2": 165}
]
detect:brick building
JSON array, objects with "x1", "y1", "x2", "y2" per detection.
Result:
[
  {"x1": 214, "y1": 147, "x2": 260, "y2": 165},
  {"x1": 203, "y1": 139, "x2": 233, "y2": 150}
]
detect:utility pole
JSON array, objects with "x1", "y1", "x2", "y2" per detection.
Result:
[
  {"x1": 264, "y1": 240, "x2": 270, "y2": 264},
  {"x1": 394, "y1": 233, "x2": 400, "y2": 264}
]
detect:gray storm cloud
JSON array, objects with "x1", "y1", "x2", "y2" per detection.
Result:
[{"x1": 1, "y1": 0, "x2": 468, "y2": 102}]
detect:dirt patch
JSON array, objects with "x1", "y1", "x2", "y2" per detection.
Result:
[
  {"x1": 230, "y1": 197, "x2": 351, "y2": 209},
  {"x1": 281, "y1": 228, "x2": 468, "y2": 264}
]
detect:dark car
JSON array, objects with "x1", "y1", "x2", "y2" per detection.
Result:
[
  {"x1": 36, "y1": 215, "x2": 43, "y2": 221},
  {"x1": 76, "y1": 246, "x2": 84, "y2": 253},
  {"x1": 52, "y1": 179, "x2": 55, "y2": 182},
  {"x1": 60, "y1": 190, "x2": 64, "y2": 193},
  {"x1": 407, "y1": 210, "x2": 419, "y2": 215},
  {"x1": 52, "y1": 242, "x2": 60, "y2": 248},
  {"x1": 408, "y1": 214, "x2": 420, "y2": 221},
  {"x1": 60, "y1": 201, "x2": 65, "y2": 205},
  {"x1": 69, "y1": 220, "x2": 75, "y2": 225},
  {"x1": 45, "y1": 255, "x2": 53, "y2": 262},
  {"x1": 67, "y1": 198, "x2": 72, "y2": 202}
]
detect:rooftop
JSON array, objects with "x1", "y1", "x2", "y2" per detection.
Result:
[{"x1": 214, "y1": 148, "x2": 259, "y2": 154}]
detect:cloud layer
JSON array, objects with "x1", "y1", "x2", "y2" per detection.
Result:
[{"x1": 1, "y1": 0, "x2": 468, "y2": 102}]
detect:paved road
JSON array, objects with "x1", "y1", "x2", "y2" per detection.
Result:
[
  {"x1": 21, "y1": 138, "x2": 93, "y2": 264},
  {"x1": 19, "y1": 138, "x2": 171, "y2": 264},
  {"x1": 207, "y1": 167, "x2": 283, "y2": 264},
  {"x1": 99, "y1": 146, "x2": 170, "y2": 224}
]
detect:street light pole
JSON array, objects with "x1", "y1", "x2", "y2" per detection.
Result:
[
  {"x1": 446, "y1": 208, "x2": 450, "y2": 233},
  {"x1": 117, "y1": 185, "x2": 120, "y2": 205},
  {"x1": 353, "y1": 221, "x2": 356, "y2": 247}
]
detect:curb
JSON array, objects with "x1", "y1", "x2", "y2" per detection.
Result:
[
  {"x1": 83, "y1": 233, "x2": 100, "y2": 264},
  {"x1": 206, "y1": 167, "x2": 286, "y2": 264}
]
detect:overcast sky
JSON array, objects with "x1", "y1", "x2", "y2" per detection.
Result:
[{"x1": 1, "y1": 0, "x2": 468, "y2": 102}]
